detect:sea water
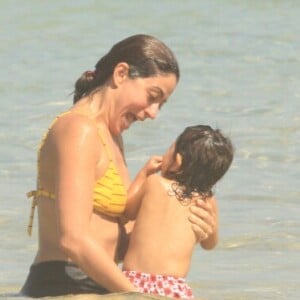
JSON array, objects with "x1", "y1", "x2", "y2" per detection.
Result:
[{"x1": 0, "y1": 1, "x2": 299, "y2": 299}]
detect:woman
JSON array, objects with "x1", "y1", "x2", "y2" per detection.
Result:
[{"x1": 21, "y1": 34, "x2": 218, "y2": 297}]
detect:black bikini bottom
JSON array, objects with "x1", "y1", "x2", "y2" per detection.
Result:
[{"x1": 20, "y1": 260, "x2": 108, "y2": 298}]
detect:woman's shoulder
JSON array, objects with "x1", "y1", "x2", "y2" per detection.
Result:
[
  {"x1": 46, "y1": 111, "x2": 100, "y2": 157},
  {"x1": 50, "y1": 111, "x2": 99, "y2": 139}
]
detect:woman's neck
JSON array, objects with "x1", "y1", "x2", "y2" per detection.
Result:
[{"x1": 72, "y1": 91, "x2": 110, "y2": 126}]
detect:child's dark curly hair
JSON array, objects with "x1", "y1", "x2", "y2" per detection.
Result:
[{"x1": 166, "y1": 125, "x2": 234, "y2": 201}]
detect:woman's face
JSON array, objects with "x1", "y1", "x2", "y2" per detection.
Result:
[{"x1": 110, "y1": 70, "x2": 177, "y2": 135}]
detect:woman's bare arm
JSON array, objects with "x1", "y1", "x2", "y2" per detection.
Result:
[
  {"x1": 51, "y1": 114, "x2": 135, "y2": 292},
  {"x1": 189, "y1": 196, "x2": 218, "y2": 250}
]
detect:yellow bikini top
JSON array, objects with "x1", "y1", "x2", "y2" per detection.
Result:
[{"x1": 26, "y1": 111, "x2": 127, "y2": 236}]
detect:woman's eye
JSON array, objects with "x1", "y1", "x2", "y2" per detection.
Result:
[
  {"x1": 148, "y1": 94, "x2": 158, "y2": 102},
  {"x1": 148, "y1": 93, "x2": 165, "y2": 110}
]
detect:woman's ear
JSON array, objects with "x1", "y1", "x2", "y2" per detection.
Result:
[{"x1": 112, "y1": 62, "x2": 130, "y2": 87}]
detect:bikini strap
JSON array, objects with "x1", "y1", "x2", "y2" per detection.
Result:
[
  {"x1": 36, "y1": 111, "x2": 72, "y2": 187},
  {"x1": 26, "y1": 190, "x2": 56, "y2": 236},
  {"x1": 97, "y1": 130, "x2": 113, "y2": 162},
  {"x1": 27, "y1": 111, "x2": 70, "y2": 236}
]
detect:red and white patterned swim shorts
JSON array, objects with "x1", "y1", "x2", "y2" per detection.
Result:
[{"x1": 123, "y1": 270, "x2": 194, "y2": 299}]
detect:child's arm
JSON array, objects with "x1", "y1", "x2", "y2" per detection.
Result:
[
  {"x1": 124, "y1": 156, "x2": 162, "y2": 220},
  {"x1": 189, "y1": 196, "x2": 219, "y2": 250}
]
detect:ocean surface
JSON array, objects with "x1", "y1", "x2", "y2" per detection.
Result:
[{"x1": 0, "y1": 1, "x2": 299, "y2": 299}]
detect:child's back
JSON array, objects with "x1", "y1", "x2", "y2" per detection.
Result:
[{"x1": 123, "y1": 173, "x2": 197, "y2": 278}]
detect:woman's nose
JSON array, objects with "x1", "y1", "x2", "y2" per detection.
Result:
[{"x1": 145, "y1": 103, "x2": 160, "y2": 119}]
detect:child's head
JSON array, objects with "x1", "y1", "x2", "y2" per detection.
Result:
[{"x1": 162, "y1": 125, "x2": 234, "y2": 200}]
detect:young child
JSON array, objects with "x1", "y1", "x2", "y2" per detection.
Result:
[{"x1": 122, "y1": 125, "x2": 234, "y2": 299}]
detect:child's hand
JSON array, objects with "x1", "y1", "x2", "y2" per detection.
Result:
[{"x1": 142, "y1": 155, "x2": 163, "y2": 176}]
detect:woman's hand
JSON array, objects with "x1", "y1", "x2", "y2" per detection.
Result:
[{"x1": 189, "y1": 196, "x2": 218, "y2": 250}]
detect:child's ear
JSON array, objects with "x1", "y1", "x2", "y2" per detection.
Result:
[{"x1": 175, "y1": 153, "x2": 182, "y2": 169}]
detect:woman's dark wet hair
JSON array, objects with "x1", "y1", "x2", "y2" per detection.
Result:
[
  {"x1": 166, "y1": 125, "x2": 234, "y2": 201},
  {"x1": 73, "y1": 34, "x2": 180, "y2": 103}
]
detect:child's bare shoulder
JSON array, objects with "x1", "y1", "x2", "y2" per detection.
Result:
[
  {"x1": 145, "y1": 173, "x2": 168, "y2": 190},
  {"x1": 144, "y1": 173, "x2": 162, "y2": 186},
  {"x1": 144, "y1": 174, "x2": 172, "y2": 193}
]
